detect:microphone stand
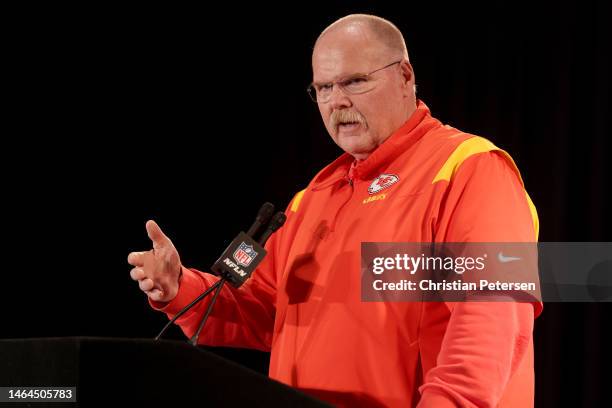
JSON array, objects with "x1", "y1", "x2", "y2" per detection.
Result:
[
  {"x1": 189, "y1": 278, "x2": 226, "y2": 346},
  {"x1": 154, "y1": 277, "x2": 226, "y2": 341}
]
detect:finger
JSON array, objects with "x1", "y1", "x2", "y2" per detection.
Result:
[
  {"x1": 127, "y1": 251, "x2": 146, "y2": 266},
  {"x1": 130, "y1": 267, "x2": 145, "y2": 281},
  {"x1": 139, "y1": 278, "x2": 155, "y2": 292},
  {"x1": 148, "y1": 288, "x2": 165, "y2": 302},
  {"x1": 146, "y1": 220, "x2": 170, "y2": 250}
]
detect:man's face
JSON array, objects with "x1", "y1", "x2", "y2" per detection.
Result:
[{"x1": 312, "y1": 25, "x2": 412, "y2": 160}]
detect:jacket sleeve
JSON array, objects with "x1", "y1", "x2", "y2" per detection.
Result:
[{"x1": 418, "y1": 151, "x2": 540, "y2": 407}]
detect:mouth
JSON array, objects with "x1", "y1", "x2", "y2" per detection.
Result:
[{"x1": 337, "y1": 121, "x2": 362, "y2": 133}]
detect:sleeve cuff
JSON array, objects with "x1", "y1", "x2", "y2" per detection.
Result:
[{"x1": 148, "y1": 266, "x2": 217, "y2": 315}]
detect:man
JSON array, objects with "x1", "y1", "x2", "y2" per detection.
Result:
[{"x1": 128, "y1": 14, "x2": 540, "y2": 407}]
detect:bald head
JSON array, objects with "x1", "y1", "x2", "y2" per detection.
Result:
[{"x1": 315, "y1": 14, "x2": 409, "y2": 61}]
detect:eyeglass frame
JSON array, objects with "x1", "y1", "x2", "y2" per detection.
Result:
[{"x1": 307, "y1": 60, "x2": 402, "y2": 103}]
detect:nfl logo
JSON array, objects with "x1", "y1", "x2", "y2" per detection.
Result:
[{"x1": 233, "y1": 242, "x2": 258, "y2": 267}]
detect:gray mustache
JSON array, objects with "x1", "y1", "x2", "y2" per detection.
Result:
[{"x1": 331, "y1": 110, "x2": 366, "y2": 128}]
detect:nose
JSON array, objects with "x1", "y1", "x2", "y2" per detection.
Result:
[{"x1": 327, "y1": 84, "x2": 352, "y2": 110}]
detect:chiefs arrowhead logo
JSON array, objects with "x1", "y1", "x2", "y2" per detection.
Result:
[{"x1": 368, "y1": 174, "x2": 399, "y2": 195}]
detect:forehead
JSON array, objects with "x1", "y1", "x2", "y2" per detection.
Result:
[{"x1": 312, "y1": 25, "x2": 386, "y2": 83}]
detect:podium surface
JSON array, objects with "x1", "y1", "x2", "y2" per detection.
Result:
[{"x1": 0, "y1": 337, "x2": 330, "y2": 407}]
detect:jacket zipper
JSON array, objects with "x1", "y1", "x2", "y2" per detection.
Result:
[{"x1": 329, "y1": 177, "x2": 355, "y2": 233}]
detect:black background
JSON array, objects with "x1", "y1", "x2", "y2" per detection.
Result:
[{"x1": 4, "y1": 1, "x2": 610, "y2": 406}]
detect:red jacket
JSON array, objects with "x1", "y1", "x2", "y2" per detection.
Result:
[{"x1": 152, "y1": 101, "x2": 540, "y2": 407}]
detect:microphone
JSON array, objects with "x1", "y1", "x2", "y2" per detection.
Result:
[
  {"x1": 209, "y1": 206, "x2": 283, "y2": 289},
  {"x1": 208, "y1": 233, "x2": 265, "y2": 288},
  {"x1": 258, "y1": 212, "x2": 287, "y2": 246},
  {"x1": 246, "y1": 202, "x2": 275, "y2": 237},
  {"x1": 155, "y1": 202, "x2": 285, "y2": 342}
]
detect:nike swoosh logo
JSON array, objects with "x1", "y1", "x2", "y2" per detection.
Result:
[{"x1": 498, "y1": 252, "x2": 522, "y2": 263}]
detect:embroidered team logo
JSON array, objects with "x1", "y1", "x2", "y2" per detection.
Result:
[
  {"x1": 368, "y1": 174, "x2": 399, "y2": 195},
  {"x1": 233, "y1": 242, "x2": 258, "y2": 267}
]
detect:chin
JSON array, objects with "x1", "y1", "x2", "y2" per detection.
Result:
[
  {"x1": 333, "y1": 131, "x2": 373, "y2": 156},
  {"x1": 342, "y1": 143, "x2": 375, "y2": 160}
]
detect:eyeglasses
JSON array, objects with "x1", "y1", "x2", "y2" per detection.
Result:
[{"x1": 307, "y1": 60, "x2": 401, "y2": 103}]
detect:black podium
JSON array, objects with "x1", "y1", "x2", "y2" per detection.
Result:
[{"x1": 0, "y1": 337, "x2": 330, "y2": 407}]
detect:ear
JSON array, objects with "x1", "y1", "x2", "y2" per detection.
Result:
[{"x1": 399, "y1": 60, "x2": 415, "y2": 94}]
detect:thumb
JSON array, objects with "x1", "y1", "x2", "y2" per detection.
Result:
[{"x1": 146, "y1": 220, "x2": 170, "y2": 249}]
